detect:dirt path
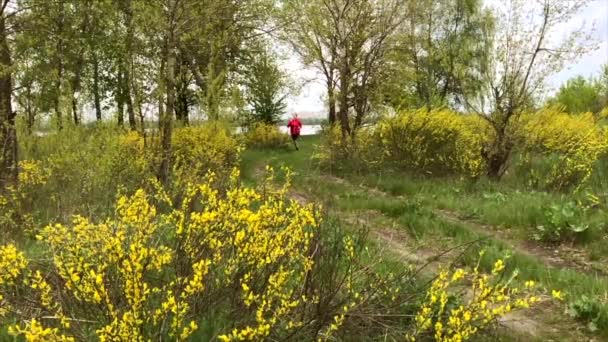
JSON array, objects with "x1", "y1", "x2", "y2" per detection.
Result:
[
  {"x1": 322, "y1": 174, "x2": 607, "y2": 278},
  {"x1": 287, "y1": 175, "x2": 597, "y2": 341},
  {"x1": 246, "y1": 160, "x2": 592, "y2": 340}
]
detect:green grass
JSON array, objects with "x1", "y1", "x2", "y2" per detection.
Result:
[{"x1": 241, "y1": 135, "x2": 608, "y2": 337}]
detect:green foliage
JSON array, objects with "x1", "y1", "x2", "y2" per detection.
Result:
[
  {"x1": 243, "y1": 49, "x2": 288, "y2": 125},
  {"x1": 566, "y1": 295, "x2": 605, "y2": 332},
  {"x1": 384, "y1": 0, "x2": 493, "y2": 110},
  {"x1": 550, "y1": 75, "x2": 604, "y2": 114},
  {"x1": 533, "y1": 202, "x2": 590, "y2": 243}
]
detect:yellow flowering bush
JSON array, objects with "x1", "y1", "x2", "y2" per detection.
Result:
[
  {"x1": 1, "y1": 168, "x2": 322, "y2": 341},
  {"x1": 244, "y1": 123, "x2": 290, "y2": 149},
  {"x1": 312, "y1": 124, "x2": 380, "y2": 172},
  {"x1": 116, "y1": 130, "x2": 157, "y2": 182},
  {"x1": 172, "y1": 124, "x2": 241, "y2": 187},
  {"x1": 376, "y1": 109, "x2": 490, "y2": 177},
  {"x1": 408, "y1": 257, "x2": 542, "y2": 342},
  {"x1": 0, "y1": 160, "x2": 49, "y2": 236},
  {"x1": 516, "y1": 108, "x2": 608, "y2": 190},
  {"x1": 0, "y1": 244, "x2": 28, "y2": 317}
]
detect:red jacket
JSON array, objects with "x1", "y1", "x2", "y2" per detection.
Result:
[{"x1": 287, "y1": 118, "x2": 302, "y2": 135}]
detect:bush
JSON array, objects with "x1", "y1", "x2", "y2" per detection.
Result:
[
  {"x1": 0, "y1": 160, "x2": 50, "y2": 238},
  {"x1": 7, "y1": 123, "x2": 240, "y2": 232},
  {"x1": 16, "y1": 125, "x2": 155, "y2": 224},
  {"x1": 313, "y1": 110, "x2": 491, "y2": 177},
  {"x1": 516, "y1": 108, "x2": 608, "y2": 190},
  {"x1": 172, "y1": 123, "x2": 241, "y2": 187},
  {"x1": 375, "y1": 109, "x2": 490, "y2": 177},
  {"x1": 312, "y1": 124, "x2": 380, "y2": 173},
  {"x1": 533, "y1": 201, "x2": 591, "y2": 244},
  {"x1": 243, "y1": 123, "x2": 290, "y2": 149},
  {"x1": 2, "y1": 170, "x2": 319, "y2": 340},
  {"x1": 408, "y1": 256, "x2": 543, "y2": 341}
]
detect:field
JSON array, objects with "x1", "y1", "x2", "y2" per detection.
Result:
[{"x1": 242, "y1": 135, "x2": 608, "y2": 341}]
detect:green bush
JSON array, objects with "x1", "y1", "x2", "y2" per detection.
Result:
[
  {"x1": 566, "y1": 295, "x2": 605, "y2": 332},
  {"x1": 533, "y1": 202, "x2": 591, "y2": 243}
]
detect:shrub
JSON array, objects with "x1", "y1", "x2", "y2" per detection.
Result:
[
  {"x1": 0, "y1": 166, "x2": 544, "y2": 341},
  {"x1": 18, "y1": 125, "x2": 156, "y2": 221},
  {"x1": 408, "y1": 256, "x2": 543, "y2": 341},
  {"x1": 172, "y1": 123, "x2": 241, "y2": 188},
  {"x1": 0, "y1": 160, "x2": 49, "y2": 238},
  {"x1": 376, "y1": 109, "x2": 490, "y2": 177},
  {"x1": 312, "y1": 124, "x2": 380, "y2": 173},
  {"x1": 1, "y1": 169, "x2": 318, "y2": 340},
  {"x1": 566, "y1": 295, "x2": 604, "y2": 332},
  {"x1": 533, "y1": 201, "x2": 590, "y2": 244},
  {"x1": 516, "y1": 108, "x2": 608, "y2": 190},
  {"x1": 243, "y1": 123, "x2": 290, "y2": 149}
]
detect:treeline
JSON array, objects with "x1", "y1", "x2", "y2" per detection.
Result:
[
  {"x1": 284, "y1": 0, "x2": 604, "y2": 179},
  {"x1": 0, "y1": 0, "x2": 288, "y2": 186},
  {"x1": 0, "y1": 0, "x2": 604, "y2": 185}
]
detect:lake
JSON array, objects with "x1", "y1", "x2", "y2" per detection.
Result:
[
  {"x1": 278, "y1": 125, "x2": 321, "y2": 136},
  {"x1": 235, "y1": 125, "x2": 322, "y2": 136}
]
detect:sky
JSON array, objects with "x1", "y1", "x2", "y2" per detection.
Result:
[{"x1": 283, "y1": 0, "x2": 608, "y2": 115}]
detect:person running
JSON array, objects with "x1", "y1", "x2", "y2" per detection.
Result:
[{"x1": 287, "y1": 113, "x2": 303, "y2": 150}]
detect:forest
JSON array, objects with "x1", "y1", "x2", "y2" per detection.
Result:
[{"x1": 0, "y1": 0, "x2": 608, "y2": 341}]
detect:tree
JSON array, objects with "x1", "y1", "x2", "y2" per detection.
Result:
[
  {"x1": 551, "y1": 75, "x2": 603, "y2": 114},
  {"x1": 244, "y1": 49, "x2": 288, "y2": 125},
  {"x1": 0, "y1": 0, "x2": 16, "y2": 186},
  {"x1": 461, "y1": 0, "x2": 596, "y2": 178},
  {"x1": 284, "y1": 0, "x2": 406, "y2": 137},
  {"x1": 282, "y1": 0, "x2": 338, "y2": 124},
  {"x1": 383, "y1": 0, "x2": 493, "y2": 110},
  {"x1": 179, "y1": 0, "x2": 275, "y2": 121}
]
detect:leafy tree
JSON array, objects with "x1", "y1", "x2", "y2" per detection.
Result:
[
  {"x1": 551, "y1": 75, "x2": 603, "y2": 114},
  {"x1": 283, "y1": 0, "x2": 406, "y2": 137},
  {"x1": 383, "y1": 0, "x2": 494, "y2": 110},
  {"x1": 461, "y1": 0, "x2": 597, "y2": 178},
  {"x1": 0, "y1": 0, "x2": 16, "y2": 185},
  {"x1": 282, "y1": 0, "x2": 339, "y2": 124},
  {"x1": 243, "y1": 49, "x2": 288, "y2": 125}
]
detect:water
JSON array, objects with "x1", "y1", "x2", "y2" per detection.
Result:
[
  {"x1": 36, "y1": 125, "x2": 323, "y2": 137},
  {"x1": 278, "y1": 125, "x2": 321, "y2": 136},
  {"x1": 236, "y1": 125, "x2": 322, "y2": 136}
]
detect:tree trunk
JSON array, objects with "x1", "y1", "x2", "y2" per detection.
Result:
[
  {"x1": 0, "y1": 16, "x2": 16, "y2": 186},
  {"x1": 126, "y1": 78, "x2": 136, "y2": 130},
  {"x1": 54, "y1": 70, "x2": 63, "y2": 130},
  {"x1": 93, "y1": 53, "x2": 102, "y2": 122},
  {"x1": 159, "y1": 34, "x2": 175, "y2": 185},
  {"x1": 338, "y1": 60, "x2": 351, "y2": 137},
  {"x1": 24, "y1": 84, "x2": 34, "y2": 135},
  {"x1": 483, "y1": 128, "x2": 512, "y2": 179},
  {"x1": 71, "y1": 95, "x2": 79, "y2": 125},
  {"x1": 327, "y1": 79, "x2": 336, "y2": 125},
  {"x1": 124, "y1": 0, "x2": 136, "y2": 131},
  {"x1": 116, "y1": 70, "x2": 124, "y2": 127},
  {"x1": 54, "y1": 10, "x2": 65, "y2": 131}
]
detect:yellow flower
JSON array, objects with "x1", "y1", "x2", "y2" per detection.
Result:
[{"x1": 552, "y1": 290, "x2": 564, "y2": 301}]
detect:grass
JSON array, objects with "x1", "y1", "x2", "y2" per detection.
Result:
[{"x1": 241, "y1": 135, "x2": 608, "y2": 338}]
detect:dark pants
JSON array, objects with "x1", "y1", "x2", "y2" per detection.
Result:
[{"x1": 291, "y1": 134, "x2": 300, "y2": 150}]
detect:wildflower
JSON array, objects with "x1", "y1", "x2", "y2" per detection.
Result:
[{"x1": 552, "y1": 290, "x2": 564, "y2": 301}]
